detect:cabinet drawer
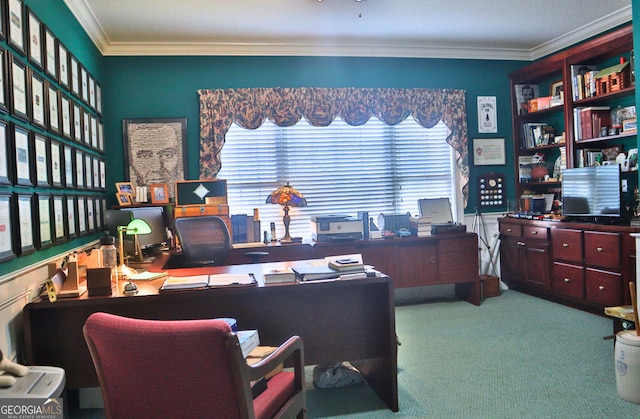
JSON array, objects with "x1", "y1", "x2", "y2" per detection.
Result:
[
  {"x1": 585, "y1": 267, "x2": 622, "y2": 307},
  {"x1": 553, "y1": 262, "x2": 584, "y2": 299},
  {"x1": 584, "y1": 231, "x2": 620, "y2": 269},
  {"x1": 523, "y1": 226, "x2": 548, "y2": 240},
  {"x1": 499, "y1": 223, "x2": 521, "y2": 238},
  {"x1": 551, "y1": 228, "x2": 583, "y2": 263}
]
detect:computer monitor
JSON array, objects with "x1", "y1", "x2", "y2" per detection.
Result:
[
  {"x1": 129, "y1": 207, "x2": 168, "y2": 250},
  {"x1": 104, "y1": 209, "x2": 134, "y2": 238}
]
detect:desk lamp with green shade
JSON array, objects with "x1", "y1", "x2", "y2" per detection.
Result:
[
  {"x1": 117, "y1": 218, "x2": 152, "y2": 295},
  {"x1": 265, "y1": 182, "x2": 307, "y2": 243}
]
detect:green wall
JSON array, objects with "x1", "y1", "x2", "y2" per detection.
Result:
[{"x1": 102, "y1": 55, "x2": 523, "y2": 212}]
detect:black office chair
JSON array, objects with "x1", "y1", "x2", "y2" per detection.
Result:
[{"x1": 171, "y1": 216, "x2": 231, "y2": 267}]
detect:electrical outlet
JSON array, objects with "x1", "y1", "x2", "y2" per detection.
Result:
[{"x1": 622, "y1": 179, "x2": 628, "y2": 192}]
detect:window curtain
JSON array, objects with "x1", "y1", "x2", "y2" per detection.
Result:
[{"x1": 198, "y1": 87, "x2": 469, "y2": 206}]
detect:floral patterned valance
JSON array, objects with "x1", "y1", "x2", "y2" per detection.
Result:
[{"x1": 198, "y1": 87, "x2": 469, "y2": 206}]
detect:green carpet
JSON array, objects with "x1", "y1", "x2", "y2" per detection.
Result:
[{"x1": 70, "y1": 290, "x2": 640, "y2": 418}]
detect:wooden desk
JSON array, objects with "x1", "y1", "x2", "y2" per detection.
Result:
[{"x1": 23, "y1": 257, "x2": 398, "y2": 412}]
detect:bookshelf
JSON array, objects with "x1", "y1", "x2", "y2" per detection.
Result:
[{"x1": 508, "y1": 25, "x2": 636, "y2": 212}]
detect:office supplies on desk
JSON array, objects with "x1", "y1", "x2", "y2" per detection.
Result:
[
  {"x1": 160, "y1": 273, "x2": 255, "y2": 291},
  {"x1": 292, "y1": 265, "x2": 341, "y2": 281}
]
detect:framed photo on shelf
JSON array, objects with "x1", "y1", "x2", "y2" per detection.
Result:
[
  {"x1": 13, "y1": 124, "x2": 31, "y2": 186},
  {"x1": 26, "y1": 7, "x2": 42, "y2": 68},
  {"x1": 0, "y1": 120, "x2": 10, "y2": 185},
  {"x1": 0, "y1": 47, "x2": 8, "y2": 113},
  {"x1": 52, "y1": 194, "x2": 65, "y2": 242},
  {"x1": 123, "y1": 118, "x2": 187, "y2": 200},
  {"x1": 63, "y1": 144, "x2": 74, "y2": 188},
  {"x1": 16, "y1": 193, "x2": 35, "y2": 255},
  {"x1": 116, "y1": 181, "x2": 134, "y2": 195},
  {"x1": 57, "y1": 40, "x2": 68, "y2": 88},
  {"x1": 0, "y1": 193, "x2": 15, "y2": 263},
  {"x1": 33, "y1": 133, "x2": 48, "y2": 186},
  {"x1": 473, "y1": 138, "x2": 506, "y2": 166},
  {"x1": 47, "y1": 84, "x2": 60, "y2": 133},
  {"x1": 8, "y1": 0, "x2": 25, "y2": 55},
  {"x1": 50, "y1": 139, "x2": 62, "y2": 187},
  {"x1": 36, "y1": 193, "x2": 52, "y2": 249},
  {"x1": 116, "y1": 192, "x2": 132, "y2": 206},
  {"x1": 150, "y1": 183, "x2": 169, "y2": 204},
  {"x1": 10, "y1": 55, "x2": 28, "y2": 121},
  {"x1": 44, "y1": 26, "x2": 56, "y2": 79},
  {"x1": 30, "y1": 70, "x2": 45, "y2": 128},
  {"x1": 65, "y1": 195, "x2": 76, "y2": 239}
]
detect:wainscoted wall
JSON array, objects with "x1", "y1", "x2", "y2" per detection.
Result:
[{"x1": 0, "y1": 241, "x2": 98, "y2": 363}]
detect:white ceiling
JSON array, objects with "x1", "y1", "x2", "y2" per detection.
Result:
[{"x1": 64, "y1": 0, "x2": 632, "y2": 61}]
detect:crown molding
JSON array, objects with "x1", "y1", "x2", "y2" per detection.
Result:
[{"x1": 64, "y1": 0, "x2": 632, "y2": 61}]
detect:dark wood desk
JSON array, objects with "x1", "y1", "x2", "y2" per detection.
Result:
[{"x1": 23, "y1": 256, "x2": 398, "y2": 412}]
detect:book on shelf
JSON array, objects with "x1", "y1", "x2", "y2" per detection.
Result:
[
  {"x1": 263, "y1": 267, "x2": 296, "y2": 283},
  {"x1": 570, "y1": 64, "x2": 598, "y2": 101},
  {"x1": 575, "y1": 106, "x2": 610, "y2": 140},
  {"x1": 521, "y1": 122, "x2": 553, "y2": 148},
  {"x1": 518, "y1": 155, "x2": 533, "y2": 181},
  {"x1": 514, "y1": 84, "x2": 539, "y2": 115},
  {"x1": 160, "y1": 273, "x2": 255, "y2": 290}
]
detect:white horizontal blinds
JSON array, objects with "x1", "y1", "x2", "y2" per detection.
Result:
[{"x1": 219, "y1": 116, "x2": 454, "y2": 239}]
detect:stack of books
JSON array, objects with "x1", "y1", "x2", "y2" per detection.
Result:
[
  {"x1": 263, "y1": 267, "x2": 296, "y2": 284},
  {"x1": 408, "y1": 216, "x2": 432, "y2": 237}
]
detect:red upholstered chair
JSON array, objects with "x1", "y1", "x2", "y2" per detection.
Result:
[{"x1": 83, "y1": 312, "x2": 306, "y2": 419}]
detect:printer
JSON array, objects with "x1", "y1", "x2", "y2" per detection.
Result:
[{"x1": 311, "y1": 215, "x2": 363, "y2": 242}]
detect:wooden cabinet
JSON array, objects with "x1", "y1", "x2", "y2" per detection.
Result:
[
  {"x1": 499, "y1": 219, "x2": 551, "y2": 290},
  {"x1": 228, "y1": 233, "x2": 481, "y2": 304},
  {"x1": 500, "y1": 217, "x2": 638, "y2": 314},
  {"x1": 508, "y1": 25, "x2": 635, "y2": 210}
]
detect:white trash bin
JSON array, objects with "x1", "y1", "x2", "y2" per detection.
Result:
[{"x1": 615, "y1": 330, "x2": 640, "y2": 404}]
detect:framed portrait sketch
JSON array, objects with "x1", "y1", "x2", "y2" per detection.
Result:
[
  {"x1": 0, "y1": 193, "x2": 15, "y2": 262},
  {"x1": 27, "y1": 7, "x2": 42, "y2": 68},
  {"x1": 8, "y1": 0, "x2": 24, "y2": 55},
  {"x1": 123, "y1": 118, "x2": 187, "y2": 200}
]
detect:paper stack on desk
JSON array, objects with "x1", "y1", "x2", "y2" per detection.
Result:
[{"x1": 160, "y1": 273, "x2": 255, "y2": 291}]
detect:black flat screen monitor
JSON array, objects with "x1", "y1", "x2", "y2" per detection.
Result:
[
  {"x1": 129, "y1": 207, "x2": 168, "y2": 249},
  {"x1": 561, "y1": 165, "x2": 621, "y2": 220},
  {"x1": 104, "y1": 209, "x2": 134, "y2": 238}
]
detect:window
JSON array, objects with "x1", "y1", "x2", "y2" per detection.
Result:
[{"x1": 218, "y1": 115, "x2": 455, "y2": 240}]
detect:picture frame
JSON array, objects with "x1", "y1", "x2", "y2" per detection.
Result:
[
  {"x1": 10, "y1": 54, "x2": 28, "y2": 121},
  {"x1": 64, "y1": 194, "x2": 76, "y2": 239},
  {"x1": 50, "y1": 138, "x2": 62, "y2": 187},
  {"x1": 30, "y1": 70, "x2": 45, "y2": 128},
  {"x1": 123, "y1": 118, "x2": 187, "y2": 200},
  {"x1": 75, "y1": 149, "x2": 83, "y2": 189},
  {"x1": 33, "y1": 133, "x2": 48, "y2": 186},
  {"x1": 7, "y1": 0, "x2": 24, "y2": 56},
  {"x1": 72, "y1": 101, "x2": 82, "y2": 142},
  {"x1": 60, "y1": 93, "x2": 71, "y2": 139},
  {"x1": 0, "y1": 0, "x2": 5, "y2": 41},
  {"x1": 13, "y1": 124, "x2": 31, "y2": 186},
  {"x1": 477, "y1": 96, "x2": 497, "y2": 134},
  {"x1": 77, "y1": 195, "x2": 86, "y2": 235},
  {"x1": 514, "y1": 84, "x2": 539, "y2": 116},
  {"x1": 84, "y1": 153, "x2": 92, "y2": 189},
  {"x1": 99, "y1": 159, "x2": 105, "y2": 189},
  {"x1": 0, "y1": 193, "x2": 15, "y2": 262},
  {"x1": 150, "y1": 183, "x2": 169, "y2": 204},
  {"x1": 0, "y1": 47, "x2": 8, "y2": 113},
  {"x1": 95, "y1": 82, "x2": 102, "y2": 115},
  {"x1": 94, "y1": 197, "x2": 102, "y2": 230},
  {"x1": 473, "y1": 138, "x2": 506, "y2": 166},
  {"x1": 69, "y1": 53, "x2": 79, "y2": 97},
  {"x1": 82, "y1": 109, "x2": 89, "y2": 144},
  {"x1": 92, "y1": 155, "x2": 99, "y2": 188},
  {"x1": 36, "y1": 193, "x2": 52, "y2": 249},
  {"x1": 63, "y1": 144, "x2": 73, "y2": 187},
  {"x1": 57, "y1": 40, "x2": 68, "y2": 88},
  {"x1": 15, "y1": 192, "x2": 35, "y2": 255},
  {"x1": 116, "y1": 192, "x2": 133, "y2": 206},
  {"x1": 86, "y1": 195, "x2": 94, "y2": 232},
  {"x1": 80, "y1": 65, "x2": 88, "y2": 103},
  {"x1": 97, "y1": 120, "x2": 104, "y2": 151},
  {"x1": 0, "y1": 119, "x2": 10, "y2": 185},
  {"x1": 90, "y1": 115, "x2": 97, "y2": 149},
  {"x1": 116, "y1": 181, "x2": 134, "y2": 195},
  {"x1": 52, "y1": 194, "x2": 65, "y2": 242},
  {"x1": 47, "y1": 83, "x2": 59, "y2": 133},
  {"x1": 88, "y1": 74, "x2": 95, "y2": 110},
  {"x1": 550, "y1": 80, "x2": 563, "y2": 98},
  {"x1": 26, "y1": 7, "x2": 42, "y2": 69},
  {"x1": 44, "y1": 25, "x2": 56, "y2": 79}
]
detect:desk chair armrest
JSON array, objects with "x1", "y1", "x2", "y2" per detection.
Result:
[{"x1": 246, "y1": 336, "x2": 304, "y2": 382}]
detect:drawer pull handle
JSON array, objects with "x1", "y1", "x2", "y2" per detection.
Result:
[
  {"x1": 598, "y1": 285, "x2": 605, "y2": 291},
  {"x1": 596, "y1": 247, "x2": 603, "y2": 253},
  {"x1": 531, "y1": 231, "x2": 537, "y2": 235},
  {"x1": 517, "y1": 241, "x2": 525, "y2": 246},
  {"x1": 563, "y1": 278, "x2": 570, "y2": 283},
  {"x1": 562, "y1": 243, "x2": 569, "y2": 248},
  {"x1": 507, "y1": 228, "x2": 512, "y2": 232}
]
